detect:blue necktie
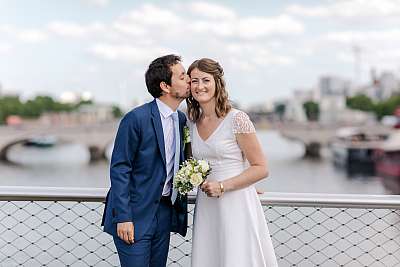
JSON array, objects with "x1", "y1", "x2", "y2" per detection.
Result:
[{"x1": 171, "y1": 112, "x2": 180, "y2": 204}]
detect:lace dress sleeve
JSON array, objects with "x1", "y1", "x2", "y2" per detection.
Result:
[{"x1": 232, "y1": 111, "x2": 256, "y2": 134}]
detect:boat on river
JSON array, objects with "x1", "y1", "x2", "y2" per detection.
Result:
[{"x1": 331, "y1": 127, "x2": 388, "y2": 175}]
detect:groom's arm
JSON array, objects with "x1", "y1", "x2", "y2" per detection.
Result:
[{"x1": 110, "y1": 112, "x2": 140, "y2": 224}]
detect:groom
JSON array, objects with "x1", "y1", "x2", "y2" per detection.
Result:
[{"x1": 102, "y1": 54, "x2": 190, "y2": 267}]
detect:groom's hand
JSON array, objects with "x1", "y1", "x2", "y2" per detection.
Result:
[{"x1": 117, "y1": 222, "x2": 134, "y2": 244}]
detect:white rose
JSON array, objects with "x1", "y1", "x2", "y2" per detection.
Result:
[
  {"x1": 190, "y1": 173, "x2": 203, "y2": 187},
  {"x1": 198, "y1": 160, "x2": 209, "y2": 172},
  {"x1": 184, "y1": 167, "x2": 191, "y2": 177}
]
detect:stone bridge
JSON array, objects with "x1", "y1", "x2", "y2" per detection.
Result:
[
  {"x1": 0, "y1": 122, "x2": 119, "y2": 163},
  {"x1": 277, "y1": 122, "x2": 394, "y2": 157}
]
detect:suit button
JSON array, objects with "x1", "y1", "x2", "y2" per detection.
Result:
[{"x1": 155, "y1": 200, "x2": 159, "y2": 204}]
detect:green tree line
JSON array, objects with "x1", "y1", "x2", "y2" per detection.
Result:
[
  {"x1": 0, "y1": 95, "x2": 122, "y2": 124},
  {"x1": 346, "y1": 94, "x2": 400, "y2": 120}
]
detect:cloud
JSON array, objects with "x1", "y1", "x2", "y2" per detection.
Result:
[
  {"x1": 110, "y1": 3, "x2": 304, "y2": 41},
  {"x1": 0, "y1": 25, "x2": 13, "y2": 34},
  {"x1": 189, "y1": 15, "x2": 303, "y2": 40},
  {"x1": 48, "y1": 21, "x2": 106, "y2": 38},
  {"x1": 90, "y1": 43, "x2": 174, "y2": 63},
  {"x1": 0, "y1": 25, "x2": 48, "y2": 43},
  {"x1": 109, "y1": 4, "x2": 185, "y2": 40},
  {"x1": 189, "y1": 20, "x2": 235, "y2": 37},
  {"x1": 0, "y1": 43, "x2": 12, "y2": 54},
  {"x1": 287, "y1": 0, "x2": 400, "y2": 18},
  {"x1": 5, "y1": 3, "x2": 303, "y2": 54},
  {"x1": 121, "y1": 4, "x2": 182, "y2": 28},
  {"x1": 237, "y1": 15, "x2": 304, "y2": 39},
  {"x1": 323, "y1": 30, "x2": 400, "y2": 44},
  {"x1": 188, "y1": 2, "x2": 236, "y2": 20},
  {"x1": 112, "y1": 21, "x2": 147, "y2": 37},
  {"x1": 17, "y1": 29, "x2": 48, "y2": 43},
  {"x1": 315, "y1": 29, "x2": 400, "y2": 71},
  {"x1": 82, "y1": 0, "x2": 110, "y2": 8},
  {"x1": 225, "y1": 42, "x2": 295, "y2": 69}
]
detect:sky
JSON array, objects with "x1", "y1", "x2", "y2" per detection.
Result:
[{"x1": 1, "y1": 0, "x2": 400, "y2": 108}]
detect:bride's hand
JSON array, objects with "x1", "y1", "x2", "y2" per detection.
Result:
[{"x1": 201, "y1": 180, "x2": 223, "y2": 198}]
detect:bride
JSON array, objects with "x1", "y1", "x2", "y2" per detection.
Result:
[{"x1": 186, "y1": 58, "x2": 278, "y2": 267}]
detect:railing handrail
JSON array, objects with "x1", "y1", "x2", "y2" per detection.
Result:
[
  {"x1": 260, "y1": 192, "x2": 400, "y2": 209},
  {"x1": 0, "y1": 186, "x2": 400, "y2": 209},
  {"x1": 0, "y1": 186, "x2": 108, "y2": 202}
]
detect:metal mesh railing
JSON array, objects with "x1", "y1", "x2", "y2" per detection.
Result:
[
  {"x1": 0, "y1": 187, "x2": 399, "y2": 266},
  {"x1": 266, "y1": 206, "x2": 400, "y2": 266}
]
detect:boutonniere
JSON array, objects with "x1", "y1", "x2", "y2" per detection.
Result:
[{"x1": 183, "y1": 126, "x2": 191, "y2": 144}]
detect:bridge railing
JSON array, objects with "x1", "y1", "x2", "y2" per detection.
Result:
[{"x1": 0, "y1": 186, "x2": 399, "y2": 266}]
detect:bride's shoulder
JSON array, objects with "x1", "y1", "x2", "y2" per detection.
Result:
[
  {"x1": 229, "y1": 108, "x2": 250, "y2": 121},
  {"x1": 230, "y1": 109, "x2": 256, "y2": 134}
]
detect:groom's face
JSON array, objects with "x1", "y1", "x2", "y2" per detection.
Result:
[{"x1": 168, "y1": 63, "x2": 190, "y2": 100}]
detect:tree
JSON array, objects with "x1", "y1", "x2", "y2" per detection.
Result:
[
  {"x1": 0, "y1": 94, "x2": 123, "y2": 125},
  {"x1": 112, "y1": 105, "x2": 124, "y2": 118},
  {"x1": 0, "y1": 96, "x2": 24, "y2": 122},
  {"x1": 346, "y1": 94, "x2": 374, "y2": 112},
  {"x1": 345, "y1": 93, "x2": 400, "y2": 120},
  {"x1": 274, "y1": 103, "x2": 286, "y2": 120},
  {"x1": 374, "y1": 95, "x2": 400, "y2": 119},
  {"x1": 303, "y1": 101, "x2": 320, "y2": 121}
]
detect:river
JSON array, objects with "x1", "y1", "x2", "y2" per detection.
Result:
[{"x1": 0, "y1": 130, "x2": 395, "y2": 195}]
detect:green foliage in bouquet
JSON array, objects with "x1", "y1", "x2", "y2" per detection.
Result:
[{"x1": 173, "y1": 157, "x2": 211, "y2": 195}]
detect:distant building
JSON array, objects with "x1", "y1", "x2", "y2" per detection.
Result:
[
  {"x1": 293, "y1": 88, "x2": 317, "y2": 102},
  {"x1": 353, "y1": 70, "x2": 399, "y2": 101},
  {"x1": 319, "y1": 96, "x2": 375, "y2": 125},
  {"x1": 284, "y1": 98, "x2": 307, "y2": 123},
  {"x1": 319, "y1": 76, "x2": 351, "y2": 97},
  {"x1": 319, "y1": 95, "x2": 346, "y2": 124},
  {"x1": 374, "y1": 71, "x2": 399, "y2": 100},
  {"x1": 76, "y1": 103, "x2": 114, "y2": 123},
  {"x1": 39, "y1": 104, "x2": 115, "y2": 126},
  {"x1": 59, "y1": 91, "x2": 94, "y2": 104},
  {"x1": 280, "y1": 88, "x2": 316, "y2": 123}
]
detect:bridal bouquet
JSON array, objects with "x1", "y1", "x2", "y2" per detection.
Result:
[{"x1": 173, "y1": 158, "x2": 211, "y2": 195}]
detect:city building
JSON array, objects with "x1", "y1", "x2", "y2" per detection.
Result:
[
  {"x1": 39, "y1": 103, "x2": 115, "y2": 126},
  {"x1": 352, "y1": 70, "x2": 400, "y2": 101},
  {"x1": 318, "y1": 75, "x2": 351, "y2": 98}
]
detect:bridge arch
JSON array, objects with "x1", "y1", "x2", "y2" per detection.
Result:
[
  {"x1": 0, "y1": 138, "x2": 110, "y2": 164},
  {"x1": 0, "y1": 139, "x2": 30, "y2": 163}
]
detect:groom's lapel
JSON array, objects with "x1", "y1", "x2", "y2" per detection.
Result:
[{"x1": 150, "y1": 99, "x2": 166, "y2": 167}]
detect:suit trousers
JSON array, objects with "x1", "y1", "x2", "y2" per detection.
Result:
[{"x1": 113, "y1": 198, "x2": 172, "y2": 267}]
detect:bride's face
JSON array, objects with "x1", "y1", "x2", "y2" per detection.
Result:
[{"x1": 190, "y1": 68, "x2": 216, "y2": 104}]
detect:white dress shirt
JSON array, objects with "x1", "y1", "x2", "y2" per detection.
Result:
[{"x1": 156, "y1": 98, "x2": 177, "y2": 196}]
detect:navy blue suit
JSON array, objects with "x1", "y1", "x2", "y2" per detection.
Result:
[{"x1": 102, "y1": 99, "x2": 188, "y2": 267}]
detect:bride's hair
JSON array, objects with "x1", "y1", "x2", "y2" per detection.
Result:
[{"x1": 186, "y1": 58, "x2": 232, "y2": 122}]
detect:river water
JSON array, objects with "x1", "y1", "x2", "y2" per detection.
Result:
[{"x1": 0, "y1": 130, "x2": 395, "y2": 195}]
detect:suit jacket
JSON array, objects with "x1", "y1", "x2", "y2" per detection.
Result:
[{"x1": 102, "y1": 99, "x2": 188, "y2": 240}]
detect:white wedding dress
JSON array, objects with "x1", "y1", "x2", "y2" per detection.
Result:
[{"x1": 189, "y1": 109, "x2": 278, "y2": 267}]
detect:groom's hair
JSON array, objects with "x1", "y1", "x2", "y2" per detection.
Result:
[{"x1": 145, "y1": 54, "x2": 182, "y2": 98}]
